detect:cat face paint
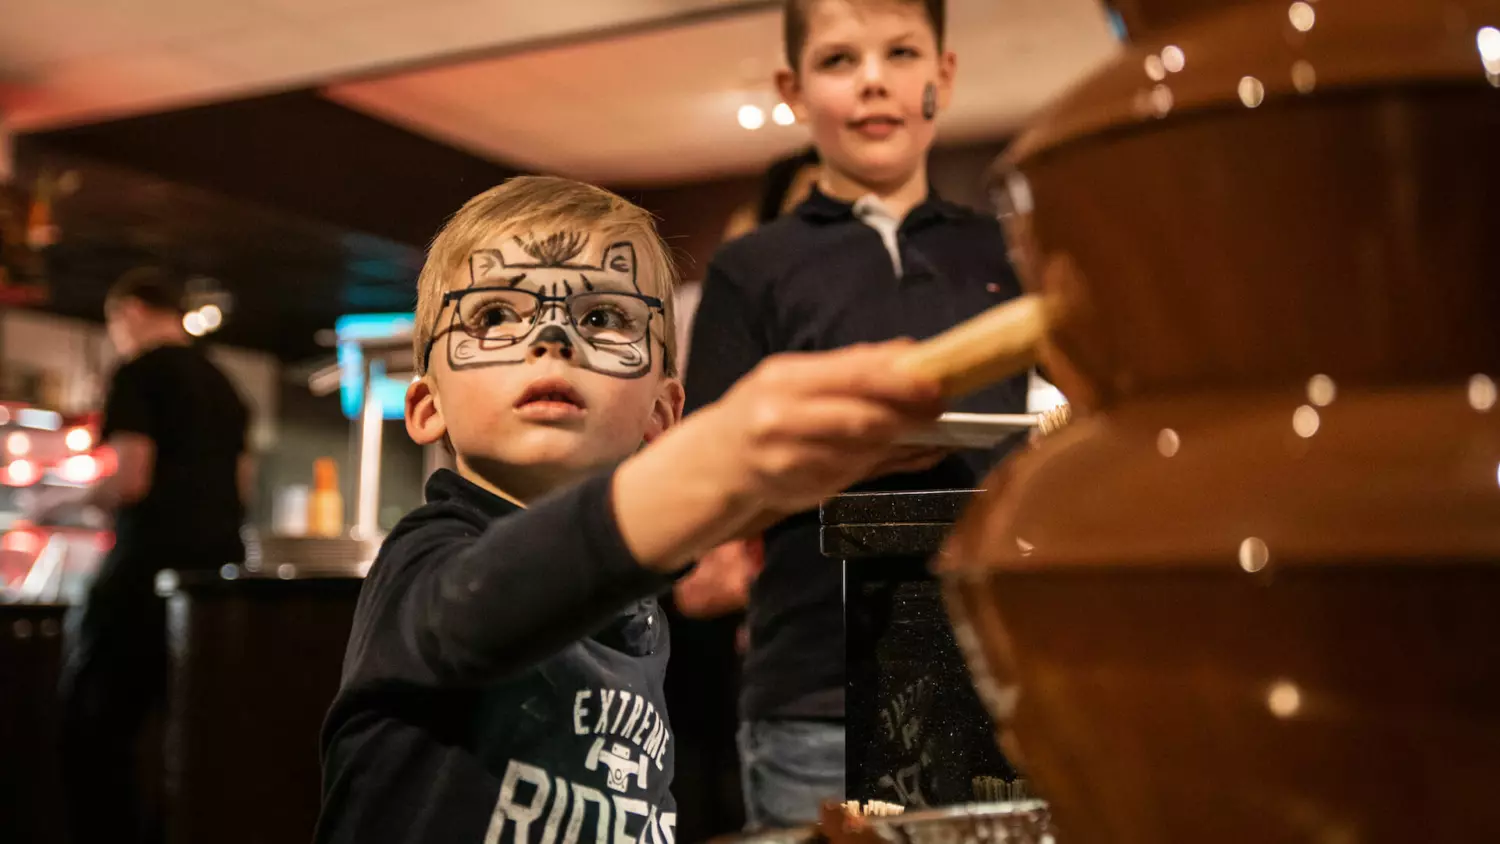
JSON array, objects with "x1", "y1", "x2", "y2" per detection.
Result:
[{"x1": 427, "y1": 233, "x2": 664, "y2": 380}]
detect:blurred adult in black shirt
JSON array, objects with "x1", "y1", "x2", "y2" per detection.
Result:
[{"x1": 44, "y1": 267, "x2": 250, "y2": 844}]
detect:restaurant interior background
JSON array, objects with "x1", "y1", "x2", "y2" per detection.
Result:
[{"x1": 0, "y1": 1, "x2": 1116, "y2": 841}]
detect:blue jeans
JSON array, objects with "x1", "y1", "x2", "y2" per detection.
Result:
[{"x1": 738, "y1": 720, "x2": 845, "y2": 831}]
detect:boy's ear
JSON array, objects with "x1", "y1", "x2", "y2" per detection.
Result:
[
  {"x1": 775, "y1": 69, "x2": 806, "y2": 124},
  {"x1": 644, "y1": 377, "x2": 685, "y2": 445},
  {"x1": 405, "y1": 376, "x2": 448, "y2": 446},
  {"x1": 936, "y1": 50, "x2": 958, "y2": 112}
]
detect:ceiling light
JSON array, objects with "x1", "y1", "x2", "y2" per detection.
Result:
[
  {"x1": 772, "y1": 103, "x2": 795, "y2": 126},
  {"x1": 200, "y1": 304, "x2": 223, "y2": 331},
  {"x1": 738, "y1": 104, "x2": 766, "y2": 130}
]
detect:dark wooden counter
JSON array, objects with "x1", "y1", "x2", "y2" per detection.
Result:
[
  {"x1": 161, "y1": 566, "x2": 363, "y2": 844},
  {"x1": 0, "y1": 602, "x2": 69, "y2": 844}
]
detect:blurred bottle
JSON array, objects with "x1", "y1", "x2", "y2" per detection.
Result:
[
  {"x1": 306, "y1": 458, "x2": 344, "y2": 538},
  {"x1": 272, "y1": 484, "x2": 310, "y2": 537}
]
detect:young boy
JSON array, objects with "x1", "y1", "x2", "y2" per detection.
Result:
[
  {"x1": 315, "y1": 175, "x2": 946, "y2": 844},
  {"x1": 683, "y1": 0, "x2": 1033, "y2": 829}
]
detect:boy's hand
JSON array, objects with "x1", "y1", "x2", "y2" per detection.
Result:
[
  {"x1": 614, "y1": 342, "x2": 945, "y2": 572},
  {"x1": 706, "y1": 342, "x2": 946, "y2": 514}
]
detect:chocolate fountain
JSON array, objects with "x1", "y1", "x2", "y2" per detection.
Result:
[{"x1": 933, "y1": 0, "x2": 1500, "y2": 841}]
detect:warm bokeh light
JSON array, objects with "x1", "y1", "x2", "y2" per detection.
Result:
[
  {"x1": 737, "y1": 104, "x2": 765, "y2": 130},
  {"x1": 184, "y1": 311, "x2": 208, "y2": 337},
  {"x1": 58, "y1": 454, "x2": 100, "y2": 485},
  {"x1": 65, "y1": 427, "x2": 93, "y2": 453},
  {"x1": 5, "y1": 459, "x2": 40, "y2": 487},
  {"x1": 5, "y1": 431, "x2": 30, "y2": 457}
]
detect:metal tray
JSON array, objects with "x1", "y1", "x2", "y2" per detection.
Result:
[{"x1": 720, "y1": 801, "x2": 1054, "y2": 844}]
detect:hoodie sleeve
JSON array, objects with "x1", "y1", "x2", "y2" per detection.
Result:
[{"x1": 347, "y1": 470, "x2": 670, "y2": 687}]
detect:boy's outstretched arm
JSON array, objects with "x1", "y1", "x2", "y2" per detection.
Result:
[
  {"x1": 360, "y1": 472, "x2": 671, "y2": 686},
  {"x1": 616, "y1": 342, "x2": 944, "y2": 573},
  {"x1": 356, "y1": 342, "x2": 942, "y2": 687}
]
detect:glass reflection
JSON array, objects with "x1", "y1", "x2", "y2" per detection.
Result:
[
  {"x1": 1292, "y1": 60, "x2": 1317, "y2": 93},
  {"x1": 1288, "y1": 2, "x2": 1316, "y2": 32},
  {"x1": 1161, "y1": 45, "x2": 1186, "y2": 73},
  {"x1": 1144, "y1": 54, "x2": 1166, "y2": 81},
  {"x1": 1157, "y1": 428, "x2": 1181, "y2": 457},
  {"x1": 1267, "y1": 681, "x2": 1302, "y2": 718},
  {"x1": 1480, "y1": 27, "x2": 1500, "y2": 68},
  {"x1": 1150, "y1": 84, "x2": 1174, "y2": 117},
  {"x1": 1293, "y1": 405, "x2": 1320, "y2": 438},
  {"x1": 1306, "y1": 374, "x2": 1336, "y2": 407},
  {"x1": 1239, "y1": 76, "x2": 1266, "y2": 108},
  {"x1": 1238, "y1": 537, "x2": 1269, "y2": 573},
  {"x1": 1469, "y1": 374, "x2": 1497, "y2": 411}
]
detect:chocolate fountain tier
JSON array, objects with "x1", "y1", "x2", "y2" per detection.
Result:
[
  {"x1": 939, "y1": 0, "x2": 1500, "y2": 842},
  {"x1": 942, "y1": 390, "x2": 1500, "y2": 842},
  {"x1": 994, "y1": 0, "x2": 1500, "y2": 410}
]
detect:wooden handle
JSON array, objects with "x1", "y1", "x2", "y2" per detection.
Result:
[{"x1": 895, "y1": 294, "x2": 1052, "y2": 399}]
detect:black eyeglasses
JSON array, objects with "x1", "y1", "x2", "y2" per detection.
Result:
[{"x1": 422, "y1": 286, "x2": 664, "y2": 370}]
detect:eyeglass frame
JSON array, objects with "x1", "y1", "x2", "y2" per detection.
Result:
[{"x1": 420, "y1": 285, "x2": 666, "y2": 373}]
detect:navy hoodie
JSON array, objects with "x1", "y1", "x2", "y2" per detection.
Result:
[{"x1": 317, "y1": 469, "x2": 679, "y2": 844}]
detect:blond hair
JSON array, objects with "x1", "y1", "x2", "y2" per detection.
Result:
[{"x1": 414, "y1": 175, "x2": 679, "y2": 376}]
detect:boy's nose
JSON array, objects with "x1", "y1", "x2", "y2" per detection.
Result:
[
  {"x1": 858, "y1": 55, "x2": 889, "y2": 91},
  {"x1": 529, "y1": 324, "x2": 575, "y2": 360}
]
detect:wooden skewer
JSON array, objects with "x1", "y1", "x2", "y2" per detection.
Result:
[{"x1": 893, "y1": 293, "x2": 1053, "y2": 399}]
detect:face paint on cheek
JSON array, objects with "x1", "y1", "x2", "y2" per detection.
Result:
[
  {"x1": 572, "y1": 328, "x2": 653, "y2": 380},
  {"x1": 922, "y1": 82, "x2": 938, "y2": 121}
]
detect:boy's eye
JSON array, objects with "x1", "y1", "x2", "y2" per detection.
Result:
[
  {"x1": 817, "y1": 51, "x2": 854, "y2": 70},
  {"x1": 464, "y1": 300, "x2": 529, "y2": 336},
  {"x1": 890, "y1": 45, "x2": 920, "y2": 60},
  {"x1": 479, "y1": 304, "x2": 521, "y2": 327},
  {"x1": 581, "y1": 306, "x2": 629, "y2": 331}
]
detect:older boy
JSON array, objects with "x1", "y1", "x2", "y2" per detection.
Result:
[
  {"x1": 315, "y1": 176, "x2": 946, "y2": 843},
  {"x1": 683, "y1": 0, "x2": 1032, "y2": 828}
]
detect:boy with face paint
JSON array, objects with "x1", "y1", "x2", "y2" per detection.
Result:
[
  {"x1": 315, "y1": 176, "x2": 947, "y2": 844},
  {"x1": 682, "y1": 0, "x2": 1033, "y2": 829}
]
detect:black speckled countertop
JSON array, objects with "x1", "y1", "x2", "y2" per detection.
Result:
[
  {"x1": 819, "y1": 490, "x2": 980, "y2": 560},
  {"x1": 823, "y1": 488, "x2": 1017, "y2": 806}
]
